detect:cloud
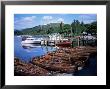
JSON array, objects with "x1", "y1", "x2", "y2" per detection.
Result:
[
  {"x1": 22, "y1": 16, "x2": 36, "y2": 22},
  {"x1": 78, "y1": 14, "x2": 97, "y2": 24},
  {"x1": 83, "y1": 20, "x2": 96, "y2": 24},
  {"x1": 79, "y1": 15, "x2": 91, "y2": 19},
  {"x1": 42, "y1": 16, "x2": 53, "y2": 25},
  {"x1": 57, "y1": 18, "x2": 64, "y2": 22},
  {"x1": 43, "y1": 16, "x2": 53, "y2": 20},
  {"x1": 14, "y1": 16, "x2": 37, "y2": 29},
  {"x1": 15, "y1": 16, "x2": 36, "y2": 24},
  {"x1": 79, "y1": 14, "x2": 96, "y2": 22},
  {"x1": 41, "y1": 16, "x2": 65, "y2": 25}
]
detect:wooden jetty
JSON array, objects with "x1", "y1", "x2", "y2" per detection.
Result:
[
  {"x1": 14, "y1": 58, "x2": 50, "y2": 76},
  {"x1": 31, "y1": 46, "x2": 97, "y2": 74},
  {"x1": 14, "y1": 46, "x2": 97, "y2": 76}
]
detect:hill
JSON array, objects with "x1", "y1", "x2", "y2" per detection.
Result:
[{"x1": 14, "y1": 21, "x2": 97, "y2": 36}]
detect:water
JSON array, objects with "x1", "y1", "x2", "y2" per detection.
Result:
[
  {"x1": 73, "y1": 55, "x2": 97, "y2": 76},
  {"x1": 14, "y1": 36, "x2": 56, "y2": 62}
]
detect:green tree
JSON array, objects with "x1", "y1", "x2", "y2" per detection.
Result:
[
  {"x1": 14, "y1": 30, "x2": 22, "y2": 35},
  {"x1": 59, "y1": 22, "x2": 64, "y2": 34},
  {"x1": 71, "y1": 20, "x2": 76, "y2": 34},
  {"x1": 84, "y1": 21, "x2": 97, "y2": 35},
  {"x1": 71, "y1": 20, "x2": 82, "y2": 36},
  {"x1": 63, "y1": 24, "x2": 71, "y2": 36}
]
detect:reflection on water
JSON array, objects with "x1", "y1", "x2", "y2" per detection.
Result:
[
  {"x1": 21, "y1": 43, "x2": 41, "y2": 49},
  {"x1": 14, "y1": 36, "x2": 56, "y2": 62}
]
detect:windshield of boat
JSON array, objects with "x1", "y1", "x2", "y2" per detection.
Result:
[{"x1": 26, "y1": 38, "x2": 36, "y2": 40}]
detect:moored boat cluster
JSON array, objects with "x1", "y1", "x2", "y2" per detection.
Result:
[{"x1": 14, "y1": 46, "x2": 97, "y2": 76}]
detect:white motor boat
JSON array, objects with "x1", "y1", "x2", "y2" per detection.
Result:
[
  {"x1": 80, "y1": 35, "x2": 96, "y2": 40},
  {"x1": 21, "y1": 37, "x2": 41, "y2": 44}
]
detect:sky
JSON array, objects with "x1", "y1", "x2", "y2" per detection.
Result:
[{"x1": 14, "y1": 14, "x2": 97, "y2": 30}]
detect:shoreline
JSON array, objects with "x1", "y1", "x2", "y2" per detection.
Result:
[{"x1": 14, "y1": 46, "x2": 97, "y2": 76}]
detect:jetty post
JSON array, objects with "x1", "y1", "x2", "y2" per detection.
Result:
[{"x1": 77, "y1": 36, "x2": 80, "y2": 46}]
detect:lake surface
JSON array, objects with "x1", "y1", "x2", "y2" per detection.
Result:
[
  {"x1": 73, "y1": 55, "x2": 97, "y2": 76},
  {"x1": 14, "y1": 36, "x2": 56, "y2": 62}
]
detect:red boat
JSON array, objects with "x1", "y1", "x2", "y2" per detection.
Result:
[{"x1": 56, "y1": 41, "x2": 72, "y2": 47}]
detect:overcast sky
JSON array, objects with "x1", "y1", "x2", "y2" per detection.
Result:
[{"x1": 14, "y1": 14, "x2": 97, "y2": 30}]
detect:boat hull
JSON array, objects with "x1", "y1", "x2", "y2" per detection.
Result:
[
  {"x1": 56, "y1": 42, "x2": 71, "y2": 47},
  {"x1": 21, "y1": 40, "x2": 41, "y2": 44}
]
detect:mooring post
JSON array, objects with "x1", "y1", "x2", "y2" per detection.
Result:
[{"x1": 78, "y1": 37, "x2": 80, "y2": 46}]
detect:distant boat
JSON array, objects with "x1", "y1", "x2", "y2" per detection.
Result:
[
  {"x1": 80, "y1": 35, "x2": 96, "y2": 40},
  {"x1": 48, "y1": 33, "x2": 69, "y2": 46},
  {"x1": 49, "y1": 33, "x2": 65, "y2": 41},
  {"x1": 56, "y1": 41, "x2": 72, "y2": 47},
  {"x1": 21, "y1": 35, "x2": 33, "y2": 41},
  {"x1": 21, "y1": 37, "x2": 41, "y2": 44},
  {"x1": 47, "y1": 41, "x2": 55, "y2": 46}
]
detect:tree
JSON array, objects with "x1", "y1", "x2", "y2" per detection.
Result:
[
  {"x1": 75, "y1": 20, "x2": 80, "y2": 34},
  {"x1": 63, "y1": 24, "x2": 71, "y2": 36},
  {"x1": 84, "y1": 21, "x2": 97, "y2": 35},
  {"x1": 71, "y1": 20, "x2": 82, "y2": 36},
  {"x1": 14, "y1": 30, "x2": 22, "y2": 35},
  {"x1": 80, "y1": 21, "x2": 86, "y2": 33},
  {"x1": 59, "y1": 22, "x2": 63, "y2": 34},
  {"x1": 47, "y1": 27, "x2": 53, "y2": 34},
  {"x1": 71, "y1": 20, "x2": 76, "y2": 34}
]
